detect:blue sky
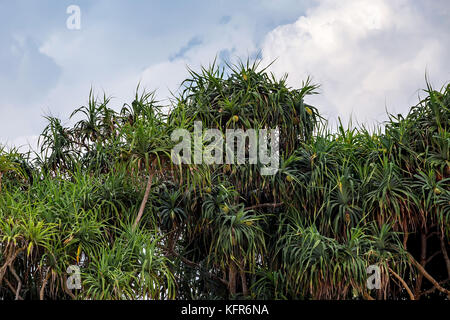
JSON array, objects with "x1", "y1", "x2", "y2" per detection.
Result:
[{"x1": 1, "y1": 0, "x2": 449, "y2": 150}]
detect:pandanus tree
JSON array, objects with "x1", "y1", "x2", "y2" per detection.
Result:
[
  {"x1": 0, "y1": 147, "x2": 24, "y2": 193},
  {"x1": 164, "y1": 59, "x2": 321, "y2": 297},
  {"x1": 38, "y1": 116, "x2": 77, "y2": 174},
  {"x1": 0, "y1": 59, "x2": 449, "y2": 300},
  {"x1": 117, "y1": 90, "x2": 173, "y2": 230}
]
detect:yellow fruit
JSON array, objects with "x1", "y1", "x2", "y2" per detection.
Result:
[
  {"x1": 286, "y1": 175, "x2": 293, "y2": 182},
  {"x1": 232, "y1": 115, "x2": 239, "y2": 122},
  {"x1": 76, "y1": 245, "x2": 81, "y2": 264},
  {"x1": 63, "y1": 235, "x2": 74, "y2": 245},
  {"x1": 222, "y1": 205, "x2": 230, "y2": 214},
  {"x1": 305, "y1": 106, "x2": 313, "y2": 116},
  {"x1": 434, "y1": 187, "x2": 441, "y2": 195},
  {"x1": 243, "y1": 73, "x2": 248, "y2": 81},
  {"x1": 205, "y1": 187, "x2": 212, "y2": 193}
]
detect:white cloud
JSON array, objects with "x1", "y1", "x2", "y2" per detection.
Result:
[
  {"x1": 3, "y1": 0, "x2": 449, "y2": 152},
  {"x1": 34, "y1": 2, "x2": 262, "y2": 118},
  {"x1": 0, "y1": 103, "x2": 42, "y2": 152},
  {"x1": 140, "y1": 14, "x2": 260, "y2": 101},
  {"x1": 261, "y1": 0, "x2": 450, "y2": 127}
]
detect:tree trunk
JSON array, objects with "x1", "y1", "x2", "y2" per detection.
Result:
[
  {"x1": 403, "y1": 232, "x2": 409, "y2": 250},
  {"x1": 229, "y1": 263, "x2": 237, "y2": 296},
  {"x1": 240, "y1": 269, "x2": 248, "y2": 297},
  {"x1": 414, "y1": 231, "x2": 427, "y2": 297},
  {"x1": 440, "y1": 232, "x2": 450, "y2": 279},
  {"x1": 133, "y1": 172, "x2": 154, "y2": 230},
  {"x1": 40, "y1": 270, "x2": 51, "y2": 300}
]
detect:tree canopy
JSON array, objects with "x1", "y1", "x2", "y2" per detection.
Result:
[{"x1": 0, "y1": 60, "x2": 449, "y2": 300}]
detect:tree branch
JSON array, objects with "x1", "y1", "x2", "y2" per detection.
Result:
[
  {"x1": 40, "y1": 269, "x2": 51, "y2": 300},
  {"x1": 165, "y1": 247, "x2": 228, "y2": 287},
  {"x1": 440, "y1": 234, "x2": 450, "y2": 279},
  {"x1": 9, "y1": 265, "x2": 22, "y2": 300},
  {"x1": 133, "y1": 172, "x2": 154, "y2": 230},
  {"x1": 426, "y1": 251, "x2": 441, "y2": 265},
  {"x1": 409, "y1": 254, "x2": 450, "y2": 297},
  {"x1": 388, "y1": 267, "x2": 415, "y2": 300},
  {"x1": 419, "y1": 280, "x2": 450, "y2": 297},
  {"x1": 245, "y1": 202, "x2": 283, "y2": 211}
]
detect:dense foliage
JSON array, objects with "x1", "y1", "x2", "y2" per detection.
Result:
[{"x1": 0, "y1": 60, "x2": 449, "y2": 300}]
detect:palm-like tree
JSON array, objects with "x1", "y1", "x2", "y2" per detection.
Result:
[{"x1": 0, "y1": 60, "x2": 449, "y2": 300}]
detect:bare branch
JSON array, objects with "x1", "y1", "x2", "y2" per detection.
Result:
[
  {"x1": 388, "y1": 267, "x2": 415, "y2": 300},
  {"x1": 245, "y1": 202, "x2": 283, "y2": 211},
  {"x1": 133, "y1": 172, "x2": 154, "y2": 230},
  {"x1": 409, "y1": 254, "x2": 450, "y2": 297}
]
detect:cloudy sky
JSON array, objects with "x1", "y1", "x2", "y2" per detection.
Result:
[{"x1": 1, "y1": 0, "x2": 449, "y2": 150}]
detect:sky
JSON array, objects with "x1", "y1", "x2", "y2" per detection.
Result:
[{"x1": 0, "y1": 0, "x2": 449, "y2": 151}]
